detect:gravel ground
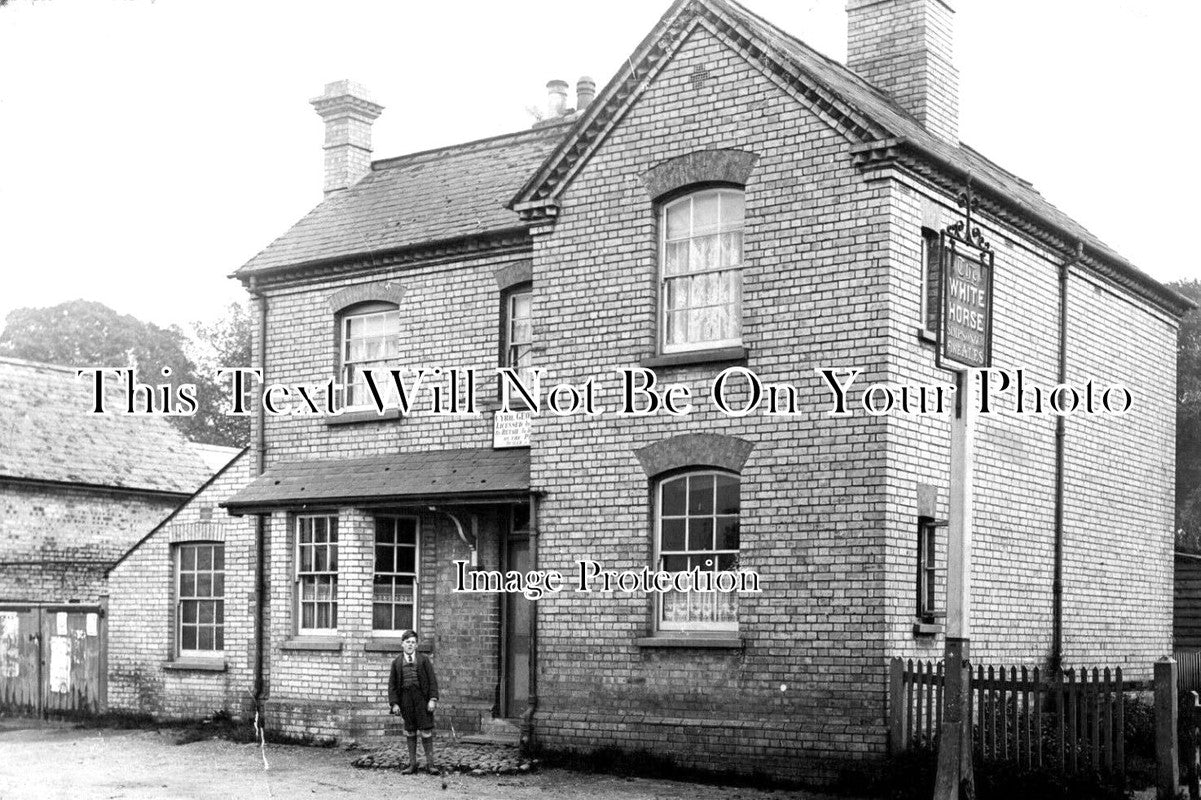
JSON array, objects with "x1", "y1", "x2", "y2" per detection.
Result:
[{"x1": 0, "y1": 719, "x2": 862, "y2": 800}]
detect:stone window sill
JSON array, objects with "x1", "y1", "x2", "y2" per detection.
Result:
[
  {"x1": 324, "y1": 409, "x2": 402, "y2": 426},
  {"x1": 164, "y1": 658, "x2": 227, "y2": 672},
  {"x1": 281, "y1": 636, "x2": 342, "y2": 652},
  {"x1": 641, "y1": 346, "x2": 748, "y2": 369},
  {"x1": 916, "y1": 327, "x2": 937, "y2": 346},
  {"x1": 913, "y1": 619, "x2": 945, "y2": 637},
  {"x1": 634, "y1": 635, "x2": 743, "y2": 649}
]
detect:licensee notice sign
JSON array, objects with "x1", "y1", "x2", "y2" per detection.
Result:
[{"x1": 939, "y1": 239, "x2": 994, "y2": 370}]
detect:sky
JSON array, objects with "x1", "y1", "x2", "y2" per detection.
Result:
[{"x1": 0, "y1": 0, "x2": 1197, "y2": 332}]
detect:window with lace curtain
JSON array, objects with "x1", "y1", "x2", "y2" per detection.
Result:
[
  {"x1": 341, "y1": 303, "x2": 400, "y2": 409},
  {"x1": 655, "y1": 470, "x2": 740, "y2": 631},
  {"x1": 660, "y1": 188, "x2": 744, "y2": 353}
]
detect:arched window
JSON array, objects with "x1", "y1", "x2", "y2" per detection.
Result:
[
  {"x1": 660, "y1": 188, "x2": 744, "y2": 352},
  {"x1": 340, "y1": 301, "x2": 400, "y2": 409},
  {"x1": 655, "y1": 470, "x2": 740, "y2": 631}
]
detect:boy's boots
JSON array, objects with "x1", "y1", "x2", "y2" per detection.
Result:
[
  {"x1": 401, "y1": 736, "x2": 418, "y2": 774},
  {"x1": 422, "y1": 736, "x2": 439, "y2": 775}
]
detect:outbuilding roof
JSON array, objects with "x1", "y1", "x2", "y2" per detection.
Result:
[
  {"x1": 223, "y1": 448, "x2": 531, "y2": 512},
  {"x1": 0, "y1": 357, "x2": 220, "y2": 496}
]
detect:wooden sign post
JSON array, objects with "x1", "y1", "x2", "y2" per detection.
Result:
[{"x1": 933, "y1": 182, "x2": 994, "y2": 800}]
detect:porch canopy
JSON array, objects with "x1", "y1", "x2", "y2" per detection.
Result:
[{"x1": 222, "y1": 447, "x2": 530, "y2": 514}]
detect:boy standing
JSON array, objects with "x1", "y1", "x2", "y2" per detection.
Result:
[{"x1": 388, "y1": 629, "x2": 440, "y2": 774}]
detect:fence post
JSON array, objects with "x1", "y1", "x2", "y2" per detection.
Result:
[
  {"x1": 1157, "y1": 656, "x2": 1180, "y2": 800},
  {"x1": 1185, "y1": 691, "x2": 1200, "y2": 800},
  {"x1": 97, "y1": 594, "x2": 109, "y2": 715},
  {"x1": 889, "y1": 658, "x2": 904, "y2": 756}
]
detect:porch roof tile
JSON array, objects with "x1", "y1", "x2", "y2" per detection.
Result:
[{"x1": 222, "y1": 447, "x2": 530, "y2": 511}]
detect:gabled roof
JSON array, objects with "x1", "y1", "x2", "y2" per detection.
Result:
[
  {"x1": 0, "y1": 357, "x2": 218, "y2": 495},
  {"x1": 235, "y1": 119, "x2": 574, "y2": 277},
  {"x1": 108, "y1": 448, "x2": 250, "y2": 575},
  {"x1": 223, "y1": 448, "x2": 530, "y2": 512},
  {"x1": 510, "y1": 0, "x2": 1192, "y2": 317}
]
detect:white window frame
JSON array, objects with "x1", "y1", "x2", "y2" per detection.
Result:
[
  {"x1": 340, "y1": 303, "x2": 400, "y2": 411},
  {"x1": 501, "y1": 286, "x2": 534, "y2": 409},
  {"x1": 372, "y1": 515, "x2": 420, "y2": 636},
  {"x1": 296, "y1": 514, "x2": 338, "y2": 635},
  {"x1": 659, "y1": 188, "x2": 744, "y2": 354},
  {"x1": 504, "y1": 287, "x2": 533, "y2": 373},
  {"x1": 176, "y1": 542, "x2": 225, "y2": 657},
  {"x1": 654, "y1": 470, "x2": 740, "y2": 632}
]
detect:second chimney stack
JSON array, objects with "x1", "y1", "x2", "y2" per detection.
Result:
[{"x1": 576, "y1": 76, "x2": 596, "y2": 110}]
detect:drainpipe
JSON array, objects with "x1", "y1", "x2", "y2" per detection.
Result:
[
  {"x1": 522, "y1": 492, "x2": 539, "y2": 752},
  {"x1": 251, "y1": 276, "x2": 268, "y2": 713},
  {"x1": 427, "y1": 507, "x2": 478, "y2": 567},
  {"x1": 1050, "y1": 242, "x2": 1084, "y2": 673}
]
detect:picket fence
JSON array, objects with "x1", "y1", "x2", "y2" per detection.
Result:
[{"x1": 888, "y1": 658, "x2": 1148, "y2": 778}]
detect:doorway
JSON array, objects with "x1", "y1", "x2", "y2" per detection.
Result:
[{"x1": 501, "y1": 504, "x2": 531, "y2": 718}]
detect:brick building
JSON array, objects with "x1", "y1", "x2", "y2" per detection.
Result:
[
  {"x1": 105, "y1": 0, "x2": 1190, "y2": 781},
  {"x1": 0, "y1": 357, "x2": 221, "y2": 604},
  {"x1": 106, "y1": 450, "x2": 255, "y2": 718}
]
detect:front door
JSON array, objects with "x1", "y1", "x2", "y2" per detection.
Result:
[
  {"x1": 501, "y1": 505, "x2": 532, "y2": 718},
  {"x1": 503, "y1": 536, "x2": 530, "y2": 717}
]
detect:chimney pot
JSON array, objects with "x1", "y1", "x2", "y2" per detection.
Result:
[
  {"x1": 547, "y1": 79, "x2": 569, "y2": 117},
  {"x1": 576, "y1": 76, "x2": 596, "y2": 110},
  {"x1": 310, "y1": 80, "x2": 385, "y2": 196}
]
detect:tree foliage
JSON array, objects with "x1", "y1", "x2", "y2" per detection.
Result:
[
  {"x1": 0, "y1": 299, "x2": 250, "y2": 448},
  {"x1": 1173, "y1": 280, "x2": 1201, "y2": 550}
]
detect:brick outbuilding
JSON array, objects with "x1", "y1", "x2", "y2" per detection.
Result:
[
  {"x1": 106, "y1": 0, "x2": 1192, "y2": 781},
  {"x1": 0, "y1": 357, "x2": 222, "y2": 604}
]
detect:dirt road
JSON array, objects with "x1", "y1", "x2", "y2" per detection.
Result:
[{"x1": 0, "y1": 720, "x2": 853, "y2": 800}]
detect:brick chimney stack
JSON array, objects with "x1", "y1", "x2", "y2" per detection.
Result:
[
  {"x1": 846, "y1": 0, "x2": 959, "y2": 143},
  {"x1": 310, "y1": 80, "x2": 385, "y2": 196}
]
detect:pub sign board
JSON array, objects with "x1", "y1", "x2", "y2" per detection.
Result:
[{"x1": 937, "y1": 232, "x2": 995, "y2": 371}]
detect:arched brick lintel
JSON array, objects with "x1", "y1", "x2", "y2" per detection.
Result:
[
  {"x1": 494, "y1": 260, "x2": 533, "y2": 291},
  {"x1": 327, "y1": 281, "x2": 405, "y2": 313},
  {"x1": 634, "y1": 433, "x2": 755, "y2": 479},
  {"x1": 639, "y1": 149, "x2": 759, "y2": 202}
]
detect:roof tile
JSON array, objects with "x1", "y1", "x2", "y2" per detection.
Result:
[
  {"x1": 223, "y1": 448, "x2": 530, "y2": 510},
  {"x1": 236, "y1": 121, "x2": 573, "y2": 276},
  {"x1": 0, "y1": 357, "x2": 220, "y2": 494}
]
